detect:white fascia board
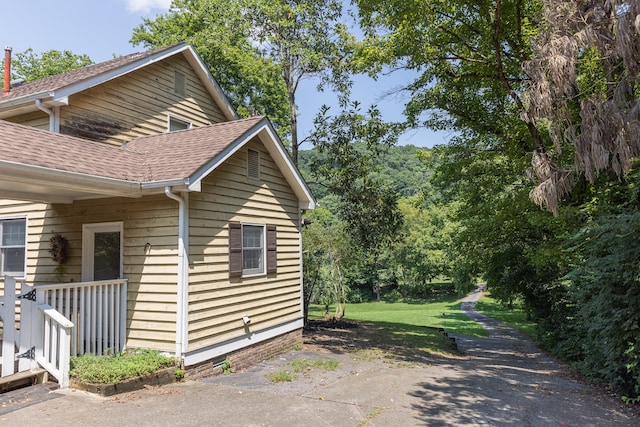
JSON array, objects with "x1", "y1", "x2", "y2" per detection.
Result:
[
  {"x1": 187, "y1": 119, "x2": 268, "y2": 187},
  {"x1": 140, "y1": 179, "x2": 201, "y2": 193},
  {"x1": 53, "y1": 44, "x2": 191, "y2": 100},
  {"x1": 0, "y1": 160, "x2": 143, "y2": 198},
  {"x1": 0, "y1": 94, "x2": 68, "y2": 119},
  {"x1": 259, "y1": 122, "x2": 317, "y2": 210},
  {"x1": 182, "y1": 46, "x2": 238, "y2": 121},
  {"x1": 0, "y1": 188, "x2": 74, "y2": 204}
]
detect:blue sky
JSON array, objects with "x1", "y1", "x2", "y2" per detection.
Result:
[{"x1": 0, "y1": 0, "x2": 451, "y2": 149}]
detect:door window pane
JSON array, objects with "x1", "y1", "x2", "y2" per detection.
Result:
[{"x1": 94, "y1": 231, "x2": 121, "y2": 280}]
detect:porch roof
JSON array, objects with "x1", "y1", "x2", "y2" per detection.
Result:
[{"x1": 0, "y1": 117, "x2": 315, "y2": 209}]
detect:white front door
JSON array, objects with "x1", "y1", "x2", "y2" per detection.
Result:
[{"x1": 82, "y1": 222, "x2": 123, "y2": 282}]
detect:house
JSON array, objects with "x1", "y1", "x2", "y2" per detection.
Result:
[{"x1": 0, "y1": 43, "x2": 315, "y2": 382}]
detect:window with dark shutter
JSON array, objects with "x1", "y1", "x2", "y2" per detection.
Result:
[
  {"x1": 229, "y1": 222, "x2": 242, "y2": 277},
  {"x1": 266, "y1": 225, "x2": 277, "y2": 274}
]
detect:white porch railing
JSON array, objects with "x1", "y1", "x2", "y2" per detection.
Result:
[
  {"x1": 37, "y1": 303, "x2": 74, "y2": 388},
  {"x1": 36, "y1": 279, "x2": 128, "y2": 357}
]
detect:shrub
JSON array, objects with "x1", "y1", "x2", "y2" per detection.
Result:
[{"x1": 70, "y1": 349, "x2": 175, "y2": 384}]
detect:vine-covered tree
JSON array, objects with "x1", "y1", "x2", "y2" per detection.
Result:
[{"x1": 525, "y1": 0, "x2": 640, "y2": 213}]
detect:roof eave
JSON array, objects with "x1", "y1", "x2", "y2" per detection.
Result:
[{"x1": 0, "y1": 160, "x2": 143, "y2": 203}]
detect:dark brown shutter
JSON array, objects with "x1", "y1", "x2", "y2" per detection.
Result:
[
  {"x1": 229, "y1": 222, "x2": 242, "y2": 277},
  {"x1": 266, "y1": 225, "x2": 277, "y2": 274}
]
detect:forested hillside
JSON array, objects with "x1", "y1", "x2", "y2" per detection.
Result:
[{"x1": 299, "y1": 144, "x2": 430, "y2": 200}]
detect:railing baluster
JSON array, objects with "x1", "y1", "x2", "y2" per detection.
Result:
[
  {"x1": 33, "y1": 279, "x2": 128, "y2": 357},
  {"x1": 109, "y1": 283, "x2": 115, "y2": 354}
]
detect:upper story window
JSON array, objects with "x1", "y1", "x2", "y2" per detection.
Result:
[
  {"x1": 168, "y1": 115, "x2": 191, "y2": 132},
  {"x1": 247, "y1": 149, "x2": 260, "y2": 180},
  {"x1": 0, "y1": 217, "x2": 26, "y2": 277},
  {"x1": 174, "y1": 70, "x2": 186, "y2": 96}
]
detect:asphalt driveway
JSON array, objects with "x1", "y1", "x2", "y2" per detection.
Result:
[{"x1": 2, "y1": 287, "x2": 638, "y2": 426}]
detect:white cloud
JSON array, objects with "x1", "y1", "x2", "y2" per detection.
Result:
[{"x1": 124, "y1": 0, "x2": 172, "y2": 13}]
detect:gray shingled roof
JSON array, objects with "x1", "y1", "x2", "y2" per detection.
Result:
[
  {"x1": 127, "y1": 116, "x2": 264, "y2": 182},
  {"x1": 0, "y1": 43, "x2": 186, "y2": 102},
  {"x1": 0, "y1": 116, "x2": 264, "y2": 183}
]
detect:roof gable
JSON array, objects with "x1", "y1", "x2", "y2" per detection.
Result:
[{"x1": 0, "y1": 43, "x2": 237, "y2": 121}]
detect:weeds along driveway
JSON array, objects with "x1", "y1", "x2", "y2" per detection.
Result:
[{"x1": 4, "y1": 288, "x2": 639, "y2": 426}]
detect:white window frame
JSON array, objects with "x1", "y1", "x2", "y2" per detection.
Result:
[
  {"x1": 168, "y1": 114, "x2": 192, "y2": 132},
  {"x1": 242, "y1": 223, "x2": 266, "y2": 277},
  {"x1": 0, "y1": 216, "x2": 27, "y2": 278},
  {"x1": 82, "y1": 222, "x2": 124, "y2": 282}
]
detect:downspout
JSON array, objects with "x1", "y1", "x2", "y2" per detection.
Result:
[
  {"x1": 165, "y1": 187, "x2": 189, "y2": 359},
  {"x1": 35, "y1": 99, "x2": 56, "y2": 133}
]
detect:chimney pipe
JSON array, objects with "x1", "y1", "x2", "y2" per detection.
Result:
[{"x1": 3, "y1": 47, "x2": 11, "y2": 96}]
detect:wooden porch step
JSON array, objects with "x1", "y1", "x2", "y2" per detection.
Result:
[{"x1": 0, "y1": 368, "x2": 49, "y2": 393}]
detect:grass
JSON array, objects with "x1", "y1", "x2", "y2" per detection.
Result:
[
  {"x1": 70, "y1": 349, "x2": 176, "y2": 384},
  {"x1": 268, "y1": 358, "x2": 339, "y2": 383},
  {"x1": 475, "y1": 293, "x2": 537, "y2": 337},
  {"x1": 310, "y1": 294, "x2": 488, "y2": 338},
  {"x1": 307, "y1": 293, "x2": 490, "y2": 358}
]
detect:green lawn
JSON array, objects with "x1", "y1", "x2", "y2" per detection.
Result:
[
  {"x1": 475, "y1": 294, "x2": 537, "y2": 337},
  {"x1": 309, "y1": 294, "x2": 488, "y2": 338}
]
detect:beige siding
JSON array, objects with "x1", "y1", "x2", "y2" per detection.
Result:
[
  {"x1": 0, "y1": 195, "x2": 181, "y2": 352},
  {"x1": 5, "y1": 110, "x2": 50, "y2": 130},
  {"x1": 188, "y1": 138, "x2": 302, "y2": 351},
  {"x1": 58, "y1": 56, "x2": 227, "y2": 146}
]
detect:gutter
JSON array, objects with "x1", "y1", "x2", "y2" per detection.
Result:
[
  {"x1": 35, "y1": 99, "x2": 56, "y2": 132},
  {"x1": 164, "y1": 186, "x2": 189, "y2": 359}
]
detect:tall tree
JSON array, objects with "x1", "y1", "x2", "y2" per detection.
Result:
[
  {"x1": 4, "y1": 49, "x2": 93, "y2": 82},
  {"x1": 246, "y1": 0, "x2": 355, "y2": 165},
  {"x1": 132, "y1": 0, "x2": 354, "y2": 163},
  {"x1": 131, "y1": 0, "x2": 291, "y2": 134},
  {"x1": 308, "y1": 102, "x2": 403, "y2": 299}
]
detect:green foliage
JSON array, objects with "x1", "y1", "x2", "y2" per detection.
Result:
[
  {"x1": 69, "y1": 349, "x2": 175, "y2": 384},
  {"x1": 565, "y1": 210, "x2": 640, "y2": 399},
  {"x1": 4, "y1": 48, "x2": 93, "y2": 82},
  {"x1": 221, "y1": 359, "x2": 235, "y2": 375},
  {"x1": 244, "y1": 0, "x2": 355, "y2": 164},
  {"x1": 268, "y1": 370, "x2": 295, "y2": 382},
  {"x1": 289, "y1": 358, "x2": 339, "y2": 373},
  {"x1": 302, "y1": 207, "x2": 355, "y2": 321},
  {"x1": 308, "y1": 102, "x2": 403, "y2": 253}
]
